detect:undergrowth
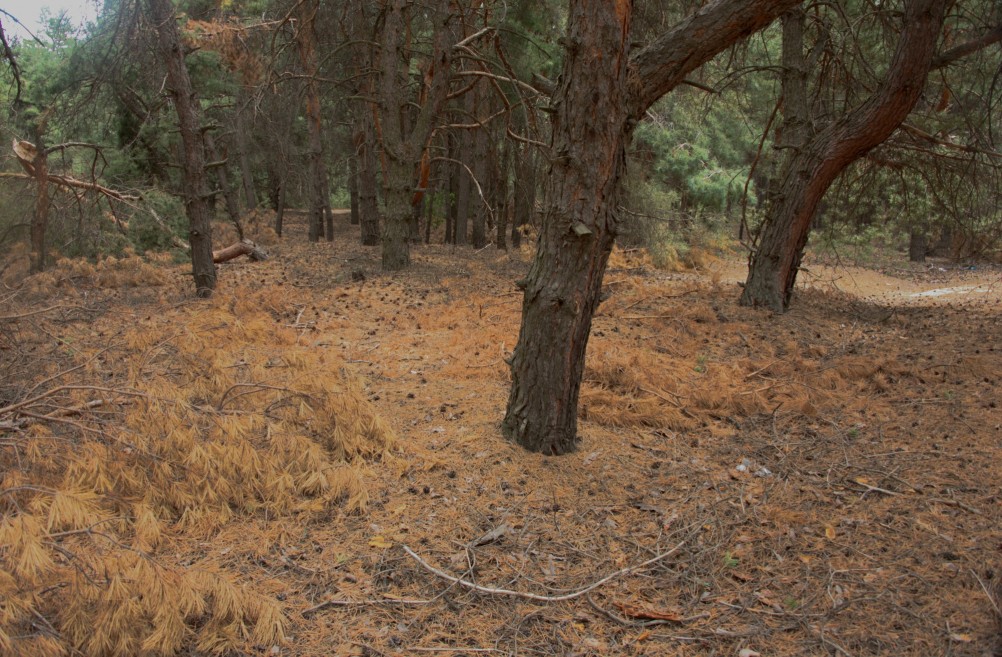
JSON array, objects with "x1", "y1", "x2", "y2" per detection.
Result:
[{"x1": 1, "y1": 284, "x2": 395, "y2": 656}]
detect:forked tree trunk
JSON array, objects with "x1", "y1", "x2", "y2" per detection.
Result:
[
  {"x1": 146, "y1": 0, "x2": 216, "y2": 296},
  {"x1": 503, "y1": 0, "x2": 803, "y2": 454},
  {"x1": 375, "y1": 0, "x2": 453, "y2": 270},
  {"x1": 741, "y1": 0, "x2": 947, "y2": 311}
]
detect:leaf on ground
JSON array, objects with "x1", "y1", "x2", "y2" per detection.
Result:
[{"x1": 368, "y1": 535, "x2": 392, "y2": 549}]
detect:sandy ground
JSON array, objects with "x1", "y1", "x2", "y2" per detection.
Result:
[{"x1": 713, "y1": 257, "x2": 1002, "y2": 307}]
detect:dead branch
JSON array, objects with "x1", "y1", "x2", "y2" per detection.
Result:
[
  {"x1": 0, "y1": 171, "x2": 140, "y2": 201},
  {"x1": 0, "y1": 385, "x2": 146, "y2": 418},
  {"x1": 212, "y1": 239, "x2": 269, "y2": 263},
  {"x1": 402, "y1": 541, "x2": 685, "y2": 603}
]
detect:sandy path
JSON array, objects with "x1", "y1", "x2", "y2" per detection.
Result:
[{"x1": 712, "y1": 257, "x2": 1002, "y2": 306}]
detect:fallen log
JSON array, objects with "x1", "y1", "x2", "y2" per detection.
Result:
[{"x1": 212, "y1": 239, "x2": 268, "y2": 263}]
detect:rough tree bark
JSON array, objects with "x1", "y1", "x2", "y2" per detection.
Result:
[
  {"x1": 740, "y1": 0, "x2": 947, "y2": 311},
  {"x1": 503, "y1": 0, "x2": 803, "y2": 454},
  {"x1": 146, "y1": 0, "x2": 216, "y2": 296}
]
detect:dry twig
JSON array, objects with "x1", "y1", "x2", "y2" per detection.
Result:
[{"x1": 402, "y1": 541, "x2": 685, "y2": 603}]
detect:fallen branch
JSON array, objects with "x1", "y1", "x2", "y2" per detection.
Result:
[
  {"x1": 212, "y1": 239, "x2": 268, "y2": 264},
  {"x1": 402, "y1": 541, "x2": 685, "y2": 603}
]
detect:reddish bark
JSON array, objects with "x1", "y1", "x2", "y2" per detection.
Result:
[
  {"x1": 741, "y1": 0, "x2": 947, "y2": 311},
  {"x1": 503, "y1": 0, "x2": 802, "y2": 454}
]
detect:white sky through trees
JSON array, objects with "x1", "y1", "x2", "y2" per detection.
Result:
[{"x1": 2, "y1": 0, "x2": 97, "y2": 41}]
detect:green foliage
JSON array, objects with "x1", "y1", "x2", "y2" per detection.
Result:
[{"x1": 130, "y1": 190, "x2": 189, "y2": 254}]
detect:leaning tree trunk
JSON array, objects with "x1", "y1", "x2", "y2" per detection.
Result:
[
  {"x1": 503, "y1": 0, "x2": 803, "y2": 454},
  {"x1": 146, "y1": 0, "x2": 216, "y2": 296},
  {"x1": 741, "y1": 0, "x2": 947, "y2": 311},
  {"x1": 501, "y1": 0, "x2": 632, "y2": 455}
]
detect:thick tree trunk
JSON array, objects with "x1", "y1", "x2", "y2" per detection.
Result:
[
  {"x1": 503, "y1": 0, "x2": 803, "y2": 453},
  {"x1": 147, "y1": 0, "x2": 216, "y2": 296},
  {"x1": 741, "y1": 0, "x2": 946, "y2": 311},
  {"x1": 502, "y1": 0, "x2": 632, "y2": 454},
  {"x1": 381, "y1": 159, "x2": 414, "y2": 269}
]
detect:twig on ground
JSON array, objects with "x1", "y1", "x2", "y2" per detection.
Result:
[
  {"x1": 928, "y1": 497, "x2": 983, "y2": 515},
  {"x1": 403, "y1": 541, "x2": 685, "y2": 603},
  {"x1": 301, "y1": 595, "x2": 432, "y2": 616}
]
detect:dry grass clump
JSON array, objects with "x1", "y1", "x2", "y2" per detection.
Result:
[
  {"x1": 23, "y1": 253, "x2": 169, "y2": 293},
  {"x1": 214, "y1": 213, "x2": 281, "y2": 248},
  {"x1": 1, "y1": 284, "x2": 394, "y2": 656}
]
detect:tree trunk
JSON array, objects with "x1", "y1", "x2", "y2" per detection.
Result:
[
  {"x1": 381, "y1": 158, "x2": 415, "y2": 269},
  {"x1": 445, "y1": 153, "x2": 456, "y2": 244},
  {"x1": 29, "y1": 135, "x2": 49, "y2": 274},
  {"x1": 503, "y1": 0, "x2": 803, "y2": 453},
  {"x1": 511, "y1": 145, "x2": 536, "y2": 249},
  {"x1": 502, "y1": 0, "x2": 632, "y2": 454},
  {"x1": 296, "y1": 0, "x2": 329, "y2": 244},
  {"x1": 909, "y1": 229, "x2": 928, "y2": 262},
  {"x1": 204, "y1": 130, "x2": 243, "y2": 240},
  {"x1": 471, "y1": 86, "x2": 490, "y2": 249},
  {"x1": 348, "y1": 148, "x2": 360, "y2": 225},
  {"x1": 234, "y1": 91, "x2": 258, "y2": 209},
  {"x1": 322, "y1": 176, "x2": 335, "y2": 241},
  {"x1": 274, "y1": 176, "x2": 286, "y2": 237},
  {"x1": 355, "y1": 115, "x2": 381, "y2": 246},
  {"x1": 375, "y1": 0, "x2": 453, "y2": 270},
  {"x1": 147, "y1": 0, "x2": 216, "y2": 297},
  {"x1": 496, "y1": 142, "x2": 510, "y2": 250},
  {"x1": 741, "y1": 0, "x2": 947, "y2": 311}
]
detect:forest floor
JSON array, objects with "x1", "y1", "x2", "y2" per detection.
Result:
[{"x1": 2, "y1": 210, "x2": 1001, "y2": 657}]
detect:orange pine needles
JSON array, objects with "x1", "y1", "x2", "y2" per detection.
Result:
[{"x1": 1, "y1": 283, "x2": 395, "y2": 656}]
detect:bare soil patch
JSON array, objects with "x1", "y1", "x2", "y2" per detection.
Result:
[{"x1": 2, "y1": 212, "x2": 1000, "y2": 657}]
